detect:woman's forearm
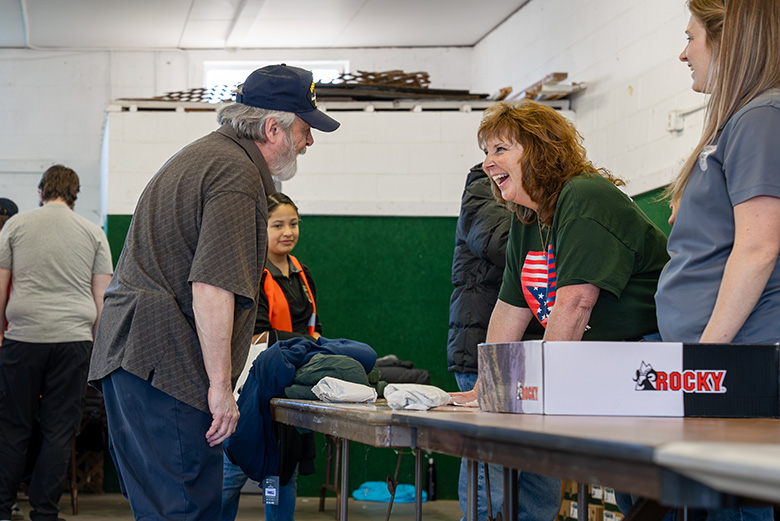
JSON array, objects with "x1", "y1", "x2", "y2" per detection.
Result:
[{"x1": 543, "y1": 283, "x2": 599, "y2": 341}]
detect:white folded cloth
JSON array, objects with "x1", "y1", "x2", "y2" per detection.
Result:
[
  {"x1": 312, "y1": 376, "x2": 377, "y2": 403},
  {"x1": 384, "y1": 383, "x2": 451, "y2": 410}
]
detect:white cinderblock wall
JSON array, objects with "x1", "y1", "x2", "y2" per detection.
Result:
[
  {"x1": 0, "y1": 47, "x2": 471, "y2": 223},
  {"x1": 0, "y1": 0, "x2": 707, "y2": 222},
  {"x1": 104, "y1": 110, "x2": 218, "y2": 216},
  {"x1": 0, "y1": 50, "x2": 113, "y2": 220},
  {"x1": 286, "y1": 110, "x2": 489, "y2": 216},
  {"x1": 105, "y1": 106, "x2": 510, "y2": 217}
]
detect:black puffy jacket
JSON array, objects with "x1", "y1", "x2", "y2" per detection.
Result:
[
  {"x1": 446, "y1": 164, "x2": 544, "y2": 373},
  {"x1": 446, "y1": 165, "x2": 511, "y2": 373}
]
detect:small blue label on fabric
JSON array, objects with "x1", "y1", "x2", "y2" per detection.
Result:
[{"x1": 263, "y1": 476, "x2": 280, "y2": 505}]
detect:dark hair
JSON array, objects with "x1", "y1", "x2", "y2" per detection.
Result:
[
  {"x1": 267, "y1": 192, "x2": 299, "y2": 216},
  {"x1": 38, "y1": 165, "x2": 80, "y2": 207},
  {"x1": 0, "y1": 197, "x2": 17, "y2": 229},
  {"x1": 478, "y1": 101, "x2": 623, "y2": 226}
]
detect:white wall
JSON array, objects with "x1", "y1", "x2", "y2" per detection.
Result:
[
  {"x1": 278, "y1": 108, "x2": 487, "y2": 216},
  {"x1": 104, "y1": 103, "x2": 503, "y2": 217},
  {"x1": 472, "y1": 0, "x2": 706, "y2": 195},
  {"x1": 0, "y1": 47, "x2": 471, "y2": 222},
  {"x1": 0, "y1": 50, "x2": 112, "y2": 220}
]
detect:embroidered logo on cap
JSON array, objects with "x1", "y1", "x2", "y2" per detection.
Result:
[{"x1": 309, "y1": 82, "x2": 317, "y2": 107}]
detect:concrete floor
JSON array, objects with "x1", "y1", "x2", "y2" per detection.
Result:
[{"x1": 13, "y1": 493, "x2": 462, "y2": 521}]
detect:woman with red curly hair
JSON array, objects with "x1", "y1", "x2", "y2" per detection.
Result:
[
  {"x1": 450, "y1": 100, "x2": 670, "y2": 521},
  {"x1": 474, "y1": 100, "x2": 669, "y2": 344}
]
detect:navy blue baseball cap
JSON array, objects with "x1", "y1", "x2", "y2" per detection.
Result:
[{"x1": 235, "y1": 64, "x2": 340, "y2": 133}]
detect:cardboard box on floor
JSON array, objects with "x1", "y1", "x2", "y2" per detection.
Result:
[{"x1": 477, "y1": 341, "x2": 780, "y2": 417}]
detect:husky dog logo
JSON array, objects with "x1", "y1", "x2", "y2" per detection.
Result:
[
  {"x1": 633, "y1": 361, "x2": 727, "y2": 393},
  {"x1": 633, "y1": 361, "x2": 658, "y2": 390}
]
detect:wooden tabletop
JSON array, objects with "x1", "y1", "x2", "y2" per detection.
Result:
[
  {"x1": 391, "y1": 407, "x2": 780, "y2": 505},
  {"x1": 271, "y1": 398, "x2": 413, "y2": 448},
  {"x1": 271, "y1": 399, "x2": 780, "y2": 506},
  {"x1": 391, "y1": 407, "x2": 780, "y2": 451}
]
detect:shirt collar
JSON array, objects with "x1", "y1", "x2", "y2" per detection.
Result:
[{"x1": 266, "y1": 257, "x2": 302, "y2": 278}]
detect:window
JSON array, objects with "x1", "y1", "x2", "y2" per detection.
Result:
[{"x1": 203, "y1": 60, "x2": 348, "y2": 102}]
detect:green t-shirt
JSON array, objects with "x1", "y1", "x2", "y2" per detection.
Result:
[{"x1": 498, "y1": 173, "x2": 669, "y2": 340}]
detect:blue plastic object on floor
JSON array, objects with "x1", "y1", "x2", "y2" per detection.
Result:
[{"x1": 352, "y1": 481, "x2": 428, "y2": 503}]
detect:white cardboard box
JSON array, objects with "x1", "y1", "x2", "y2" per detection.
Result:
[{"x1": 478, "y1": 341, "x2": 780, "y2": 417}]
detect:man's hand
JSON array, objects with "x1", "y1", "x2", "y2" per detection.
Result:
[{"x1": 205, "y1": 384, "x2": 240, "y2": 446}]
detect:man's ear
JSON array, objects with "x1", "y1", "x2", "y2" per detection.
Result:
[{"x1": 264, "y1": 117, "x2": 281, "y2": 144}]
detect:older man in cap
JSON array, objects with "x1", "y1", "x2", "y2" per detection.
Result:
[{"x1": 88, "y1": 64, "x2": 339, "y2": 521}]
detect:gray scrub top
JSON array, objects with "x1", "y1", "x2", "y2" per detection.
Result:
[{"x1": 656, "y1": 88, "x2": 780, "y2": 344}]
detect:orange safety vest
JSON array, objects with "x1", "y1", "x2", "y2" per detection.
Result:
[{"x1": 263, "y1": 255, "x2": 317, "y2": 336}]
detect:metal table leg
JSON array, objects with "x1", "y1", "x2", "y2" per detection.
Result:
[
  {"x1": 467, "y1": 459, "x2": 478, "y2": 521},
  {"x1": 340, "y1": 438, "x2": 349, "y2": 521},
  {"x1": 505, "y1": 468, "x2": 518, "y2": 521},
  {"x1": 578, "y1": 482, "x2": 588, "y2": 521},
  {"x1": 414, "y1": 449, "x2": 423, "y2": 521}
]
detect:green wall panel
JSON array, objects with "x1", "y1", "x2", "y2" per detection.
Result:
[
  {"x1": 105, "y1": 214, "x2": 133, "y2": 268},
  {"x1": 632, "y1": 187, "x2": 672, "y2": 237},
  {"x1": 290, "y1": 215, "x2": 460, "y2": 498},
  {"x1": 106, "y1": 214, "x2": 459, "y2": 389},
  {"x1": 292, "y1": 215, "x2": 458, "y2": 390}
]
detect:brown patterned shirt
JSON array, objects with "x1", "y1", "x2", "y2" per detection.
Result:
[{"x1": 89, "y1": 124, "x2": 276, "y2": 413}]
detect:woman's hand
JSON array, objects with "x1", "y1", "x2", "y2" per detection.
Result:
[
  {"x1": 449, "y1": 389, "x2": 478, "y2": 405},
  {"x1": 448, "y1": 303, "x2": 533, "y2": 406},
  {"x1": 449, "y1": 379, "x2": 480, "y2": 405}
]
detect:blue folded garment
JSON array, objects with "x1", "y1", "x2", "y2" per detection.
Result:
[
  {"x1": 351, "y1": 481, "x2": 427, "y2": 503},
  {"x1": 224, "y1": 337, "x2": 377, "y2": 482}
]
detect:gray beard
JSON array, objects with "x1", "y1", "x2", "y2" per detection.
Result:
[{"x1": 269, "y1": 133, "x2": 305, "y2": 182}]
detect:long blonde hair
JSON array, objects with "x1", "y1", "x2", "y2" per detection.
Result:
[{"x1": 668, "y1": 0, "x2": 780, "y2": 205}]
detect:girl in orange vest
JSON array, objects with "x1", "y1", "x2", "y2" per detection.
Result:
[
  {"x1": 222, "y1": 192, "x2": 321, "y2": 521},
  {"x1": 255, "y1": 192, "x2": 321, "y2": 345}
]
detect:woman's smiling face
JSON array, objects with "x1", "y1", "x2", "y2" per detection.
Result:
[
  {"x1": 482, "y1": 135, "x2": 537, "y2": 210},
  {"x1": 680, "y1": 14, "x2": 714, "y2": 93}
]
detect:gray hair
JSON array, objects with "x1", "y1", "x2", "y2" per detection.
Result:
[{"x1": 217, "y1": 91, "x2": 296, "y2": 142}]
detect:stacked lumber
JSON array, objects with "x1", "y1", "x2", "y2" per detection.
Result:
[
  {"x1": 121, "y1": 69, "x2": 489, "y2": 104},
  {"x1": 511, "y1": 72, "x2": 586, "y2": 101}
]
